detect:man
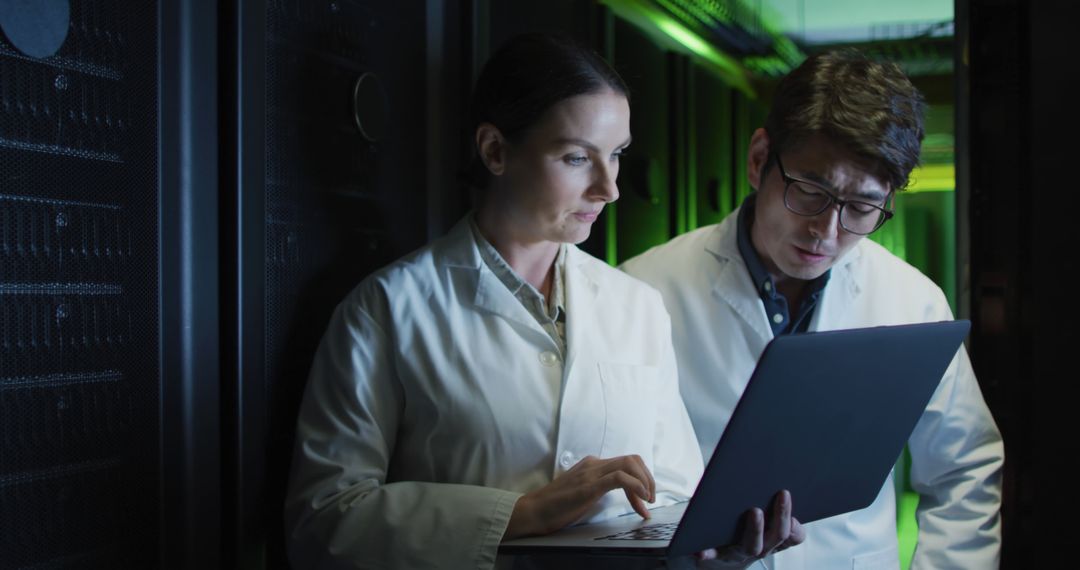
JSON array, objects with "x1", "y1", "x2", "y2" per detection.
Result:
[{"x1": 621, "y1": 50, "x2": 1003, "y2": 569}]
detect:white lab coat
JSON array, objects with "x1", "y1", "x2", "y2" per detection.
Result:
[
  {"x1": 285, "y1": 218, "x2": 703, "y2": 570},
  {"x1": 621, "y1": 208, "x2": 1004, "y2": 570}
]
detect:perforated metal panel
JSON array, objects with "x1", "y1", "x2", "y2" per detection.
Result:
[
  {"x1": 0, "y1": 0, "x2": 159, "y2": 567},
  {"x1": 261, "y1": 1, "x2": 428, "y2": 566}
]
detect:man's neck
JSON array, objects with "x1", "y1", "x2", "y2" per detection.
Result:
[{"x1": 774, "y1": 276, "x2": 810, "y2": 317}]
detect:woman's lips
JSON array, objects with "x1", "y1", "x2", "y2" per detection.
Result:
[{"x1": 573, "y1": 211, "x2": 601, "y2": 222}]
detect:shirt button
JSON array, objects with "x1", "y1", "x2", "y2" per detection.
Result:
[
  {"x1": 560, "y1": 451, "x2": 574, "y2": 468},
  {"x1": 763, "y1": 281, "x2": 772, "y2": 291},
  {"x1": 539, "y1": 351, "x2": 560, "y2": 366},
  {"x1": 772, "y1": 313, "x2": 784, "y2": 324}
]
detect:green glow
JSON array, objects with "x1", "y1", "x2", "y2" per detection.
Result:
[
  {"x1": 660, "y1": 0, "x2": 802, "y2": 72},
  {"x1": 906, "y1": 163, "x2": 955, "y2": 193},
  {"x1": 606, "y1": 203, "x2": 618, "y2": 266},
  {"x1": 602, "y1": 0, "x2": 755, "y2": 96},
  {"x1": 897, "y1": 491, "x2": 920, "y2": 568},
  {"x1": 655, "y1": 19, "x2": 751, "y2": 92},
  {"x1": 657, "y1": 19, "x2": 709, "y2": 57}
]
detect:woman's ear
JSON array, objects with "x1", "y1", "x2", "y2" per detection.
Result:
[{"x1": 476, "y1": 123, "x2": 508, "y2": 176}]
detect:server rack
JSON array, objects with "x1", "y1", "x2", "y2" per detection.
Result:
[{"x1": 1, "y1": 0, "x2": 165, "y2": 567}]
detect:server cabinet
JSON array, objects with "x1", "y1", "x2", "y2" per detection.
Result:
[
  {"x1": 224, "y1": 1, "x2": 435, "y2": 567},
  {"x1": 692, "y1": 65, "x2": 735, "y2": 228},
  {"x1": 611, "y1": 16, "x2": 671, "y2": 262},
  {"x1": 1, "y1": 0, "x2": 162, "y2": 567}
]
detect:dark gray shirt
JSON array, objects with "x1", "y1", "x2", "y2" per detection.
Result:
[{"x1": 736, "y1": 193, "x2": 830, "y2": 336}]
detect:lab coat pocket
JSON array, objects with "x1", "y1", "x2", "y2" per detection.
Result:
[
  {"x1": 851, "y1": 546, "x2": 900, "y2": 570},
  {"x1": 596, "y1": 362, "x2": 659, "y2": 461}
]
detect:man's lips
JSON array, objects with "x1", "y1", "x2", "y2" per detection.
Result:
[{"x1": 794, "y1": 245, "x2": 833, "y2": 259}]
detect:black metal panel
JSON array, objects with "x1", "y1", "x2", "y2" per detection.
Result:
[
  {"x1": 612, "y1": 16, "x2": 671, "y2": 262},
  {"x1": 221, "y1": 0, "x2": 267, "y2": 567},
  {"x1": 158, "y1": 0, "x2": 221, "y2": 567},
  {"x1": 259, "y1": 2, "x2": 430, "y2": 567},
  {"x1": 692, "y1": 64, "x2": 734, "y2": 227},
  {"x1": 0, "y1": 0, "x2": 159, "y2": 567}
]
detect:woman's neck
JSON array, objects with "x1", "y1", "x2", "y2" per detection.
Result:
[{"x1": 474, "y1": 206, "x2": 560, "y2": 297}]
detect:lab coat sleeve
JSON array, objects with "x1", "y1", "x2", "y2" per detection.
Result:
[
  {"x1": 650, "y1": 302, "x2": 705, "y2": 506},
  {"x1": 907, "y1": 303, "x2": 1004, "y2": 569},
  {"x1": 284, "y1": 298, "x2": 521, "y2": 570}
]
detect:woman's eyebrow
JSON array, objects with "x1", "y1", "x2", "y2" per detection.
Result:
[{"x1": 553, "y1": 135, "x2": 633, "y2": 151}]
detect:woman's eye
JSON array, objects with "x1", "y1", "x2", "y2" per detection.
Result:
[{"x1": 564, "y1": 155, "x2": 589, "y2": 166}]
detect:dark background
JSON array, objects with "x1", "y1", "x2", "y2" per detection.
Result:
[{"x1": 0, "y1": 0, "x2": 1072, "y2": 568}]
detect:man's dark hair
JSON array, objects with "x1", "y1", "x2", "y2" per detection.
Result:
[
  {"x1": 763, "y1": 49, "x2": 926, "y2": 191},
  {"x1": 464, "y1": 32, "x2": 629, "y2": 191}
]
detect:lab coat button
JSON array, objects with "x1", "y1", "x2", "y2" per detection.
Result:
[
  {"x1": 539, "y1": 351, "x2": 559, "y2": 366},
  {"x1": 560, "y1": 451, "x2": 574, "y2": 468}
]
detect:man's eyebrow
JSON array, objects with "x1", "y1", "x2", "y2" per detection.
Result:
[
  {"x1": 792, "y1": 170, "x2": 889, "y2": 202},
  {"x1": 851, "y1": 189, "x2": 890, "y2": 202}
]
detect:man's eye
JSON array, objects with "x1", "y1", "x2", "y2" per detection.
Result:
[
  {"x1": 793, "y1": 183, "x2": 825, "y2": 197},
  {"x1": 848, "y1": 202, "x2": 879, "y2": 215}
]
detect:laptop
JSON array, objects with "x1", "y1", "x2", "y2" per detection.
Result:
[{"x1": 499, "y1": 320, "x2": 971, "y2": 558}]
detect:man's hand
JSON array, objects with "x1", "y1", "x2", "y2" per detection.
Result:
[
  {"x1": 694, "y1": 490, "x2": 805, "y2": 568},
  {"x1": 504, "y1": 454, "x2": 656, "y2": 540}
]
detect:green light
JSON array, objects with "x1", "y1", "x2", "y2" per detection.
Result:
[
  {"x1": 655, "y1": 19, "x2": 751, "y2": 92},
  {"x1": 906, "y1": 163, "x2": 954, "y2": 193},
  {"x1": 606, "y1": 203, "x2": 618, "y2": 266},
  {"x1": 897, "y1": 491, "x2": 919, "y2": 569},
  {"x1": 658, "y1": 18, "x2": 710, "y2": 57},
  {"x1": 602, "y1": 0, "x2": 755, "y2": 96}
]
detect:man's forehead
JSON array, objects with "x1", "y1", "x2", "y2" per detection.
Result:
[{"x1": 782, "y1": 141, "x2": 891, "y2": 198}]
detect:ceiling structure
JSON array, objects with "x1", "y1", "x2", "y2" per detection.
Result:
[
  {"x1": 759, "y1": 0, "x2": 952, "y2": 46},
  {"x1": 605, "y1": 0, "x2": 955, "y2": 81}
]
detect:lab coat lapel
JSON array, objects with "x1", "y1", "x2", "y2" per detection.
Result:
[
  {"x1": 562, "y1": 246, "x2": 598, "y2": 376},
  {"x1": 811, "y1": 244, "x2": 862, "y2": 331},
  {"x1": 553, "y1": 246, "x2": 604, "y2": 472},
  {"x1": 471, "y1": 266, "x2": 549, "y2": 334},
  {"x1": 437, "y1": 219, "x2": 550, "y2": 337},
  {"x1": 704, "y1": 217, "x2": 773, "y2": 347}
]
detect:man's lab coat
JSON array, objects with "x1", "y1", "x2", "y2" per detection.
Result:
[
  {"x1": 621, "y1": 208, "x2": 1004, "y2": 570},
  {"x1": 285, "y1": 219, "x2": 703, "y2": 570}
]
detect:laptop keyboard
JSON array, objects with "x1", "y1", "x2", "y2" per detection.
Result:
[{"x1": 595, "y1": 522, "x2": 679, "y2": 541}]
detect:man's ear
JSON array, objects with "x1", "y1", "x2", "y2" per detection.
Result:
[
  {"x1": 747, "y1": 128, "x2": 771, "y2": 191},
  {"x1": 476, "y1": 123, "x2": 508, "y2": 176}
]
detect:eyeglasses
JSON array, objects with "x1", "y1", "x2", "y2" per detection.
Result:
[{"x1": 773, "y1": 153, "x2": 894, "y2": 235}]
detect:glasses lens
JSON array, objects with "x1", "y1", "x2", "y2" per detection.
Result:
[
  {"x1": 840, "y1": 202, "x2": 886, "y2": 234},
  {"x1": 784, "y1": 182, "x2": 831, "y2": 215}
]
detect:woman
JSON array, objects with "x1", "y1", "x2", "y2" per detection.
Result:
[{"x1": 285, "y1": 33, "x2": 797, "y2": 569}]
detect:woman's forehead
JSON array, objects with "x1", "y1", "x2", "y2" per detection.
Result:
[{"x1": 530, "y1": 91, "x2": 631, "y2": 146}]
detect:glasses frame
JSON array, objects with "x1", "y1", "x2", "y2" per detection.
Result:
[{"x1": 772, "y1": 153, "x2": 894, "y2": 235}]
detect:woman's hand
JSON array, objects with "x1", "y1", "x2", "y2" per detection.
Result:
[
  {"x1": 694, "y1": 490, "x2": 805, "y2": 568},
  {"x1": 504, "y1": 454, "x2": 656, "y2": 540}
]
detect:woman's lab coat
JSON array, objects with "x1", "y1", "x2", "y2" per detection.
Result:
[
  {"x1": 285, "y1": 218, "x2": 703, "y2": 570},
  {"x1": 621, "y1": 208, "x2": 1004, "y2": 570}
]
